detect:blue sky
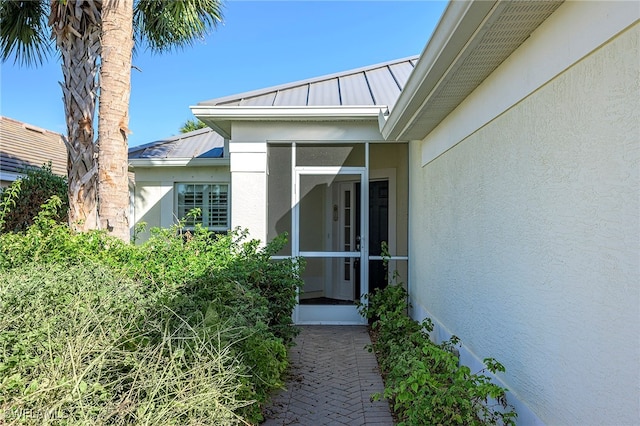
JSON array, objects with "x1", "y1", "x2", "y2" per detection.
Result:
[{"x1": 0, "y1": 1, "x2": 446, "y2": 147}]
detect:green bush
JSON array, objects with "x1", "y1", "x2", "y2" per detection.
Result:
[
  {"x1": 0, "y1": 263, "x2": 251, "y2": 425},
  {"x1": 0, "y1": 163, "x2": 68, "y2": 233},
  {"x1": 360, "y1": 285, "x2": 517, "y2": 426},
  {"x1": 0, "y1": 199, "x2": 303, "y2": 425}
]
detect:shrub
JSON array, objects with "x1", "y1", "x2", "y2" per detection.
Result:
[
  {"x1": 360, "y1": 285, "x2": 517, "y2": 426},
  {"x1": 0, "y1": 263, "x2": 250, "y2": 425},
  {"x1": 0, "y1": 199, "x2": 303, "y2": 424},
  {"x1": 0, "y1": 163, "x2": 68, "y2": 233}
]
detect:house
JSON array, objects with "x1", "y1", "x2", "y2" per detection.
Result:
[
  {"x1": 129, "y1": 1, "x2": 639, "y2": 424},
  {"x1": 129, "y1": 127, "x2": 229, "y2": 232},
  {"x1": 0, "y1": 116, "x2": 67, "y2": 187}
]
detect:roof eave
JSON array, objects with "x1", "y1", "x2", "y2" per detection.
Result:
[
  {"x1": 381, "y1": 0, "x2": 564, "y2": 141},
  {"x1": 129, "y1": 158, "x2": 230, "y2": 168},
  {"x1": 0, "y1": 171, "x2": 21, "y2": 182},
  {"x1": 381, "y1": 0, "x2": 498, "y2": 141},
  {"x1": 191, "y1": 105, "x2": 385, "y2": 139}
]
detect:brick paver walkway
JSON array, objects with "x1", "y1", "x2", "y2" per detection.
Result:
[{"x1": 261, "y1": 326, "x2": 394, "y2": 425}]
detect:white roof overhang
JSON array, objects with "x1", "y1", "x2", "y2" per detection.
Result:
[
  {"x1": 128, "y1": 157, "x2": 229, "y2": 169},
  {"x1": 0, "y1": 171, "x2": 21, "y2": 182},
  {"x1": 381, "y1": 0, "x2": 563, "y2": 141},
  {"x1": 190, "y1": 105, "x2": 385, "y2": 139}
]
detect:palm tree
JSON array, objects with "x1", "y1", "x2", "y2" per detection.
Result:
[
  {"x1": 98, "y1": 0, "x2": 134, "y2": 240},
  {"x1": 0, "y1": 0, "x2": 223, "y2": 240},
  {"x1": 2, "y1": 1, "x2": 102, "y2": 231}
]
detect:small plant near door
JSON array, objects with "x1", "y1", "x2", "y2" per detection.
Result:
[{"x1": 359, "y1": 283, "x2": 517, "y2": 425}]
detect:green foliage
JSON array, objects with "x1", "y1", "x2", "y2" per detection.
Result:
[
  {"x1": 2, "y1": 0, "x2": 224, "y2": 66},
  {"x1": 179, "y1": 118, "x2": 208, "y2": 133},
  {"x1": 0, "y1": 200, "x2": 303, "y2": 424},
  {"x1": 0, "y1": 264, "x2": 249, "y2": 425},
  {"x1": 360, "y1": 285, "x2": 517, "y2": 426},
  {"x1": 0, "y1": 0, "x2": 52, "y2": 66},
  {"x1": 0, "y1": 163, "x2": 68, "y2": 233},
  {"x1": 134, "y1": 0, "x2": 223, "y2": 52},
  {"x1": 0, "y1": 179, "x2": 20, "y2": 232}
]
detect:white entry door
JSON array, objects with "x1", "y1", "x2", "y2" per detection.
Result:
[
  {"x1": 334, "y1": 182, "x2": 357, "y2": 300},
  {"x1": 293, "y1": 167, "x2": 367, "y2": 325}
]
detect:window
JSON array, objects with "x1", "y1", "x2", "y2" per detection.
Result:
[{"x1": 176, "y1": 183, "x2": 229, "y2": 230}]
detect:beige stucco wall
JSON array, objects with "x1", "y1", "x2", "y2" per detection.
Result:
[
  {"x1": 230, "y1": 120, "x2": 387, "y2": 244},
  {"x1": 408, "y1": 20, "x2": 639, "y2": 425},
  {"x1": 132, "y1": 165, "x2": 230, "y2": 242}
]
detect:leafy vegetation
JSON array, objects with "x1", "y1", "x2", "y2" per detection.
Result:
[
  {"x1": 179, "y1": 118, "x2": 207, "y2": 133},
  {"x1": 360, "y1": 284, "x2": 517, "y2": 426},
  {"x1": 0, "y1": 198, "x2": 302, "y2": 425},
  {"x1": 0, "y1": 163, "x2": 68, "y2": 233}
]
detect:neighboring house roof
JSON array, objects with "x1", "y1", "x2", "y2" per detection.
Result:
[
  {"x1": 0, "y1": 116, "x2": 67, "y2": 182},
  {"x1": 198, "y1": 56, "x2": 418, "y2": 109},
  {"x1": 128, "y1": 127, "x2": 226, "y2": 167},
  {"x1": 192, "y1": 56, "x2": 418, "y2": 138}
]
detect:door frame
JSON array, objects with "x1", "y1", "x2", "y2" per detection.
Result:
[{"x1": 292, "y1": 165, "x2": 368, "y2": 325}]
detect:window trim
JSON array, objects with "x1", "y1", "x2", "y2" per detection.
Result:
[{"x1": 174, "y1": 182, "x2": 230, "y2": 231}]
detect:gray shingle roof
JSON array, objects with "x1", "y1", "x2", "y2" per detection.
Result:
[
  {"x1": 198, "y1": 56, "x2": 418, "y2": 110},
  {"x1": 128, "y1": 127, "x2": 224, "y2": 160}
]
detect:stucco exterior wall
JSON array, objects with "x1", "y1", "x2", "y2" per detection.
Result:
[
  {"x1": 408, "y1": 21, "x2": 639, "y2": 426},
  {"x1": 132, "y1": 165, "x2": 230, "y2": 242},
  {"x1": 231, "y1": 121, "x2": 385, "y2": 143},
  {"x1": 230, "y1": 120, "x2": 385, "y2": 244},
  {"x1": 228, "y1": 141, "x2": 267, "y2": 242}
]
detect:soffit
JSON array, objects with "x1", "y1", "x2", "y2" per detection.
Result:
[{"x1": 385, "y1": 0, "x2": 564, "y2": 141}]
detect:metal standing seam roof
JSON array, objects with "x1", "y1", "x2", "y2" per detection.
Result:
[
  {"x1": 197, "y1": 56, "x2": 419, "y2": 109},
  {"x1": 0, "y1": 116, "x2": 67, "y2": 178},
  {"x1": 131, "y1": 57, "x2": 419, "y2": 160},
  {"x1": 128, "y1": 127, "x2": 224, "y2": 160}
]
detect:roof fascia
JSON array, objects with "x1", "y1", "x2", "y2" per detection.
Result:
[
  {"x1": 191, "y1": 105, "x2": 385, "y2": 139},
  {"x1": 380, "y1": 0, "x2": 499, "y2": 141},
  {"x1": 129, "y1": 158, "x2": 230, "y2": 168},
  {"x1": 0, "y1": 171, "x2": 20, "y2": 182}
]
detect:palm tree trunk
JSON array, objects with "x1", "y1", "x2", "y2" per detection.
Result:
[
  {"x1": 98, "y1": 0, "x2": 133, "y2": 241},
  {"x1": 51, "y1": 0, "x2": 102, "y2": 231}
]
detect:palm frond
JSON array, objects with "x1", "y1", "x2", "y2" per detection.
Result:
[
  {"x1": 134, "y1": 0, "x2": 223, "y2": 53},
  {"x1": 0, "y1": 0, "x2": 52, "y2": 66}
]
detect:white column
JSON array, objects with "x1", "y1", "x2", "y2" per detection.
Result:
[{"x1": 229, "y1": 141, "x2": 267, "y2": 243}]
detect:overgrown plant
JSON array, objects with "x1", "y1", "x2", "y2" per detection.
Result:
[
  {"x1": 0, "y1": 163, "x2": 68, "y2": 233},
  {"x1": 0, "y1": 199, "x2": 303, "y2": 424},
  {"x1": 0, "y1": 264, "x2": 252, "y2": 425},
  {"x1": 0, "y1": 179, "x2": 20, "y2": 232},
  {"x1": 360, "y1": 278, "x2": 516, "y2": 425}
]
